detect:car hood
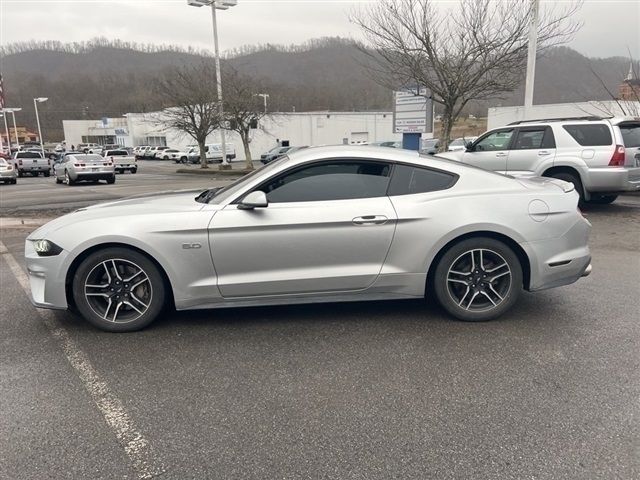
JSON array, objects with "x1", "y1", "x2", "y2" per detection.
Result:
[{"x1": 28, "y1": 189, "x2": 210, "y2": 239}]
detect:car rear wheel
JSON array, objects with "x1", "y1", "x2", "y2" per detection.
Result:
[
  {"x1": 106, "y1": 175, "x2": 116, "y2": 184},
  {"x1": 433, "y1": 237, "x2": 523, "y2": 322},
  {"x1": 586, "y1": 194, "x2": 617, "y2": 205},
  {"x1": 64, "y1": 170, "x2": 75, "y2": 185},
  {"x1": 130, "y1": 168, "x2": 137, "y2": 174},
  {"x1": 44, "y1": 171, "x2": 50, "y2": 177},
  {"x1": 55, "y1": 176, "x2": 62, "y2": 184},
  {"x1": 72, "y1": 248, "x2": 166, "y2": 332}
]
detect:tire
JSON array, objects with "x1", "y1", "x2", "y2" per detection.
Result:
[
  {"x1": 12, "y1": 179, "x2": 17, "y2": 184},
  {"x1": 71, "y1": 247, "x2": 166, "y2": 332},
  {"x1": 106, "y1": 175, "x2": 116, "y2": 184},
  {"x1": 586, "y1": 194, "x2": 617, "y2": 205},
  {"x1": 55, "y1": 176, "x2": 62, "y2": 184},
  {"x1": 17, "y1": 170, "x2": 23, "y2": 178},
  {"x1": 545, "y1": 171, "x2": 584, "y2": 204},
  {"x1": 130, "y1": 168, "x2": 137, "y2": 174},
  {"x1": 163, "y1": 156, "x2": 169, "y2": 160},
  {"x1": 65, "y1": 170, "x2": 75, "y2": 185},
  {"x1": 180, "y1": 157, "x2": 187, "y2": 164},
  {"x1": 433, "y1": 237, "x2": 523, "y2": 322},
  {"x1": 44, "y1": 171, "x2": 50, "y2": 177}
]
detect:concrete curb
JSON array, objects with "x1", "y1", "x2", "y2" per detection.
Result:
[
  {"x1": 175, "y1": 168, "x2": 252, "y2": 176},
  {"x1": 0, "y1": 217, "x2": 53, "y2": 228}
]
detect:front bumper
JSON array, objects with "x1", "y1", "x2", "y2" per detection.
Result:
[
  {"x1": 522, "y1": 217, "x2": 592, "y2": 292},
  {"x1": 24, "y1": 239, "x2": 70, "y2": 310},
  {"x1": 585, "y1": 166, "x2": 640, "y2": 193}
]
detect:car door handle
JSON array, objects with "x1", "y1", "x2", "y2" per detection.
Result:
[
  {"x1": 495, "y1": 152, "x2": 507, "y2": 157},
  {"x1": 352, "y1": 215, "x2": 388, "y2": 225},
  {"x1": 538, "y1": 150, "x2": 551, "y2": 156}
]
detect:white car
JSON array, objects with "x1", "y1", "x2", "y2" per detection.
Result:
[{"x1": 448, "y1": 136, "x2": 478, "y2": 151}]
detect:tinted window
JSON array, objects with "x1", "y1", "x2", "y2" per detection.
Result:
[
  {"x1": 17, "y1": 152, "x2": 42, "y2": 158},
  {"x1": 107, "y1": 150, "x2": 128, "y2": 156},
  {"x1": 260, "y1": 161, "x2": 391, "y2": 203},
  {"x1": 474, "y1": 130, "x2": 513, "y2": 151},
  {"x1": 513, "y1": 128, "x2": 546, "y2": 149},
  {"x1": 619, "y1": 123, "x2": 640, "y2": 148},
  {"x1": 388, "y1": 164, "x2": 456, "y2": 195},
  {"x1": 563, "y1": 124, "x2": 612, "y2": 146}
]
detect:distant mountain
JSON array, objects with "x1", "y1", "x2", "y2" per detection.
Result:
[{"x1": 0, "y1": 38, "x2": 633, "y2": 140}]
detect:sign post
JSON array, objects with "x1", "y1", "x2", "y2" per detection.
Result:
[{"x1": 392, "y1": 88, "x2": 433, "y2": 151}]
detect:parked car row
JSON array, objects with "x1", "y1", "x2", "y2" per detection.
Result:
[{"x1": 133, "y1": 143, "x2": 237, "y2": 162}]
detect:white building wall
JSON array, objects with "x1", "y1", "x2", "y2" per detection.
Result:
[
  {"x1": 487, "y1": 101, "x2": 640, "y2": 130},
  {"x1": 63, "y1": 111, "x2": 403, "y2": 161}
]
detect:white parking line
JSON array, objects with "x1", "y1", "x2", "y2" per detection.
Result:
[{"x1": 0, "y1": 241, "x2": 165, "y2": 479}]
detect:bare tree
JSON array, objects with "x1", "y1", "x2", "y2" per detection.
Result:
[
  {"x1": 352, "y1": 0, "x2": 582, "y2": 150},
  {"x1": 222, "y1": 68, "x2": 271, "y2": 170},
  {"x1": 154, "y1": 62, "x2": 220, "y2": 168}
]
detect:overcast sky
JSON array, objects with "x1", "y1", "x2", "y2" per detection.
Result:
[{"x1": 0, "y1": 0, "x2": 638, "y2": 59}]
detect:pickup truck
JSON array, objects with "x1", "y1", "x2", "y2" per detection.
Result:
[
  {"x1": 12, "y1": 151, "x2": 51, "y2": 177},
  {"x1": 104, "y1": 149, "x2": 137, "y2": 174}
]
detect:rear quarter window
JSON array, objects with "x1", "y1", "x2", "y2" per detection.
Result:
[
  {"x1": 388, "y1": 164, "x2": 457, "y2": 195},
  {"x1": 619, "y1": 123, "x2": 640, "y2": 148},
  {"x1": 562, "y1": 124, "x2": 612, "y2": 146}
]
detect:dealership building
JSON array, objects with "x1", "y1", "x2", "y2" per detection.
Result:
[{"x1": 63, "y1": 111, "x2": 403, "y2": 159}]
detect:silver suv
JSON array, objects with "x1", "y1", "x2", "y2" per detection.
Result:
[{"x1": 437, "y1": 116, "x2": 640, "y2": 204}]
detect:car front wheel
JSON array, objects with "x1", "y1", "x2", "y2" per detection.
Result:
[
  {"x1": 72, "y1": 248, "x2": 166, "y2": 332},
  {"x1": 433, "y1": 237, "x2": 523, "y2": 322}
]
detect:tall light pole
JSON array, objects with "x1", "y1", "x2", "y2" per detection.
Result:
[
  {"x1": 0, "y1": 113, "x2": 10, "y2": 152},
  {"x1": 256, "y1": 93, "x2": 269, "y2": 114},
  {"x1": 34, "y1": 97, "x2": 48, "y2": 156},
  {"x1": 524, "y1": 0, "x2": 539, "y2": 112},
  {"x1": 187, "y1": 0, "x2": 238, "y2": 169},
  {"x1": 3, "y1": 108, "x2": 22, "y2": 149}
]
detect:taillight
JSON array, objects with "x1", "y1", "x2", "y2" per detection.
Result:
[
  {"x1": 7, "y1": 165, "x2": 13, "y2": 171},
  {"x1": 609, "y1": 145, "x2": 626, "y2": 166},
  {"x1": 74, "y1": 163, "x2": 86, "y2": 167}
]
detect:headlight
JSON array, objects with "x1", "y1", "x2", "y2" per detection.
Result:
[{"x1": 32, "y1": 239, "x2": 63, "y2": 256}]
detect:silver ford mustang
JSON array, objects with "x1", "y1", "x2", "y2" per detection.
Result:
[{"x1": 25, "y1": 146, "x2": 592, "y2": 332}]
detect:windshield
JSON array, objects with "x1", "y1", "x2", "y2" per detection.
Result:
[
  {"x1": 18, "y1": 152, "x2": 43, "y2": 158},
  {"x1": 74, "y1": 154, "x2": 104, "y2": 162},
  {"x1": 449, "y1": 138, "x2": 465, "y2": 147},
  {"x1": 196, "y1": 156, "x2": 289, "y2": 204}
]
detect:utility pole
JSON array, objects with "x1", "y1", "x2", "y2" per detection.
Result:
[{"x1": 524, "y1": 0, "x2": 539, "y2": 112}]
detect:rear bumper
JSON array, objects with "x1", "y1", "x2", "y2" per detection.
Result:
[
  {"x1": 585, "y1": 166, "x2": 640, "y2": 193},
  {"x1": 522, "y1": 217, "x2": 592, "y2": 292},
  {"x1": 71, "y1": 170, "x2": 115, "y2": 181},
  {"x1": 0, "y1": 170, "x2": 17, "y2": 179},
  {"x1": 18, "y1": 165, "x2": 48, "y2": 172}
]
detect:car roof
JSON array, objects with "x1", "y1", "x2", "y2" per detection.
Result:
[{"x1": 284, "y1": 145, "x2": 495, "y2": 177}]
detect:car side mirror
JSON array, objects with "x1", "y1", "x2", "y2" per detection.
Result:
[
  {"x1": 238, "y1": 191, "x2": 268, "y2": 210},
  {"x1": 465, "y1": 141, "x2": 474, "y2": 151}
]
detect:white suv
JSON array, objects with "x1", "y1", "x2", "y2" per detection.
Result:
[{"x1": 437, "y1": 116, "x2": 640, "y2": 204}]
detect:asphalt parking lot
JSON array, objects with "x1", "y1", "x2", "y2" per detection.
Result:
[{"x1": 0, "y1": 166, "x2": 639, "y2": 479}]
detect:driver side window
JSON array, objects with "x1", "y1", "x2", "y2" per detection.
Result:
[
  {"x1": 474, "y1": 129, "x2": 514, "y2": 152},
  {"x1": 259, "y1": 160, "x2": 392, "y2": 203}
]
